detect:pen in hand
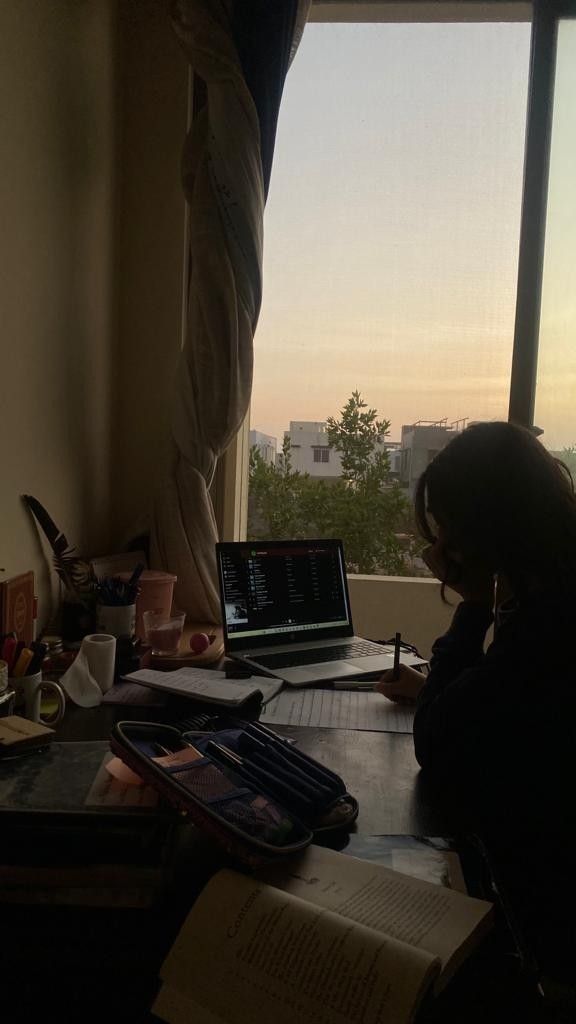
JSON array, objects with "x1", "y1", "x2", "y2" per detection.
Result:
[{"x1": 393, "y1": 631, "x2": 401, "y2": 681}]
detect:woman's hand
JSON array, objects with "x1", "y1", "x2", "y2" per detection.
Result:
[
  {"x1": 422, "y1": 542, "x2": 494, "y2": 604},
  {"x1": 375, "y1": 664, "x2": 426, "y2": 704}
]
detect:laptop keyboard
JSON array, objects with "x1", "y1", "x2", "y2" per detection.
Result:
[{"x1": 253, "y1": 640, "x2": 385, "y2": 671}]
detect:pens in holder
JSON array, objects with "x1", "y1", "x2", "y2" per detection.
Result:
[
  {"x1": 12, "y1": 647, "x2": 34, "y2": 678},
  {"x1": 393, "y1": 631, "x2": 402, "y2": 681}
]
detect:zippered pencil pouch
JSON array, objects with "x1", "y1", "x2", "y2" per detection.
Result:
[{"x1": 109, "y1": 719, "x2": 358, "y2": 864}]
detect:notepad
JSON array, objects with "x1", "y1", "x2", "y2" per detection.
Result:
[
  {"x1": 124, "y1": 667, "x2": 283, "y2": 706},
  {"x1": 261, "y1": 687, "x2": 414, "y2": 733}
]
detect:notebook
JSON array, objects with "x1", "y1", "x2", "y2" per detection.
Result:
[{"x1": 216, "y1": 539, "x2": 426, "y2": 687}]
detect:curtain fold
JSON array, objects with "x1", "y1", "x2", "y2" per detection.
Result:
[{"x1": 150, "y1": 0, "x2": 310, "y2": 621}]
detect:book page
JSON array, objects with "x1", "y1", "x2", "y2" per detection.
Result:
[
  {"x1": 259, "y1": 846, "x2": 492, "y2": 989},
  {"x1": 261, "y1": 687, "x2": 414, "y2": 732},
  {"x1": 156, "y1": 869, "x2": 438, "y2": 1024}
]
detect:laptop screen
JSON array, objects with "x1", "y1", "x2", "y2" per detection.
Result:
[{"x1": 216, "y1": 539, "x2": 354, "y2": 651}]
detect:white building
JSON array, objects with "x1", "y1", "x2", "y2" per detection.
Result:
[
  {"x1": 249, "y1": 429, "x2": 277, "y2": 466},
  {"x1": 284, "y1": 422, "x2": 342, "y2": 478},
  {"x1": 399, "y1": 419, "x2": 466, "y2": 497},
  {"x1": 286, "y1": 421, "x2": 402, "y2": 481}
]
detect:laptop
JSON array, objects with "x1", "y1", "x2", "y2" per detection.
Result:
[{"x1": 216, "y1": 539, "x2": 426, "y2": 687}]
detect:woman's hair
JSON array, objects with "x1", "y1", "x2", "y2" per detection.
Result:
[{"x1": 414, "y1": 421, "x2": 576, "y2": 599}]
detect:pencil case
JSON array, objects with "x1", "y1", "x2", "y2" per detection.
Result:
[{"x1": 109, "y1": 719, "x2": 358, "y2": 864}]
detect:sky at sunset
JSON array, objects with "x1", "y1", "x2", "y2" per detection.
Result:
[{"x1": 250, "y1": 17, "x2": 575, "y2": 451}]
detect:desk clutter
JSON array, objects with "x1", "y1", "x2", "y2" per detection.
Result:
[{"x1": 1, "y1": 493, "x2": 226, "y2": 728}]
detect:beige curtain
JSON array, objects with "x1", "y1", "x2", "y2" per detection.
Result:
[{"x1": 151, "y1": 0, "x2": 310, "y2": 621}]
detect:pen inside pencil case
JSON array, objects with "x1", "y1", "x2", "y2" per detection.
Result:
[
  {"x1": 206, "y1": 741, "x2": 317, "y2": 821},
  {"x1": 242, "y1": 722, "x2": 347, "y2": 794},
  {"x1": 238, "y1": 734, "x2": 336, "y2": 806}
]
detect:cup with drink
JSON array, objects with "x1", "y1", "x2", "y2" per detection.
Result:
[{"x1": 143, "y1": 610, "x2": 186, "y2": 656}]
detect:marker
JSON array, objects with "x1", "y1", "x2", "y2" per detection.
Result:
[
  {"x1": 392, "y1": 631, "x2": 402, "y2": 681},
  {"x1": 13, "y1": 647, "x2": 34, "y2": 677}
]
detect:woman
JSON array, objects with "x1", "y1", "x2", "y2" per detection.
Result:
[{"x1": 376, "y1": 421, "x2": 576, "y2": 984}]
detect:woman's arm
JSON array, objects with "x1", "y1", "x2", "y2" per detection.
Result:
[
  {"x1": 376, "y1": 599, "x2": 493, "y2": 704},
  {"x1": 427, "y1": 600, "x2": 494, "y2": 683},
  {"x1": 414, "y1": 601, "x2": 505, "y2": 772}
]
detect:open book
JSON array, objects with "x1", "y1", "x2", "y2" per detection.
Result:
[{"x1": 153, "y1": 845, "x2": 493, "y2": 1024}]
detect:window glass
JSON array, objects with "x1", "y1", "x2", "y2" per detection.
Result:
[
  {"x1": 534, "y1": 19, "x2": 576, "y2": 474},
  {"x1": 249, "y1": 20, "x2": 531, "y2": 573}
]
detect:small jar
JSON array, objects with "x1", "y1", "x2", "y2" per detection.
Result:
[{"x1": 42, "y1": 635, "x2": 73, "y2": 676}]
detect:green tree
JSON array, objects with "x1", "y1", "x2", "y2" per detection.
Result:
[
  {"x1": 323, "y1": 392, "x2": 409, "y2": 573},
  {"x1": 248, "y1": 436, "x2": 310, "y2": 539},
  {"x1": 326, "y1": 390, "x2": 391, "y2": 484},
  {"x1": 248, "y1": 392, "x2": 415, "y2": 575}
]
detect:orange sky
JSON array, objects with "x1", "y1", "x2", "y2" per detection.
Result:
[{"x1": 250, "y1": 19, "x2": 575, "y2": 450}]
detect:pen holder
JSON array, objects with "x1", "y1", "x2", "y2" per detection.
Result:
[
  {"x1": 96, "y1": 603, "x2": 136, "y2": 639},
  {"x1": 10, "y1": 672, "x2": 66, "y2": 725}
]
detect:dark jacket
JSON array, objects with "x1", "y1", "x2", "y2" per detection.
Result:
[{"x1": 414, "y1": 597, "x2": 576, "y2": 980}]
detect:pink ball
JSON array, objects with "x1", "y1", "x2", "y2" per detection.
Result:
[{"x1": 190, "y1": 632, "x2": 211, "y2": 654}]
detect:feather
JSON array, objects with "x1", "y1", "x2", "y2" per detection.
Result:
[{"x1": 22, "y1": 494, "x2": 93, "y2": 602}]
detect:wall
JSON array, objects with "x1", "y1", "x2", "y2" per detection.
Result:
[
  {"x1": 0, "y1": 0, "x2": 116, "y2": 626},
  {"x1": 348, "y1": 575, "x2": 457, "y2": 659},
  {"x1": 112, "y1": 0, "x2": 188, "y2": 545}
]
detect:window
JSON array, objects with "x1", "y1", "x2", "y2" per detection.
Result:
[
  {"x1": 313, "y1": 448, "x2": 330, "y2": 463},
  {"x1": 239, "y1": 2, "x2": 575, "y2": 580}
]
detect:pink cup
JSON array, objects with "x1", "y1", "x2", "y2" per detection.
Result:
[{"x1": 118, "y1": 570, "x2": 177, "y2": 641}]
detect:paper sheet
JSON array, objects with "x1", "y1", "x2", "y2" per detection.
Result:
[
  {"x1": 126, "y1": 667, "x2": 283, "y2": 705},
  {"x1": 260, "y1": 687, "x2": 414, "y2": 733}
]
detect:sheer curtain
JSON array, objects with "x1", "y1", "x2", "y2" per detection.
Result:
[{"x1": 150, "y1": 0, "x2": 310, "y2": 621}]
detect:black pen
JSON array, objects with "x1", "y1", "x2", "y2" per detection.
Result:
[
  {"x1": 393, "y1": 631, "x2": 402, "y2": 681},
  {"x1": 240, "y1": 733, "x2": 333, "y2": 802},
  {"x1": 208, "y1": 741, "x2": 313, "y2": 816},
  {"x1": 245, "y1": 721, "x2": 345, "y2": 793}
]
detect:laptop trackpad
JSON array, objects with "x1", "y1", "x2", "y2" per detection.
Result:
[
  {"x1": 283, "y1": 663, "x2": 359, "y2": 685},
  {"x1": 347, "y1": 654, "x2": 395, "y2": 672}
]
